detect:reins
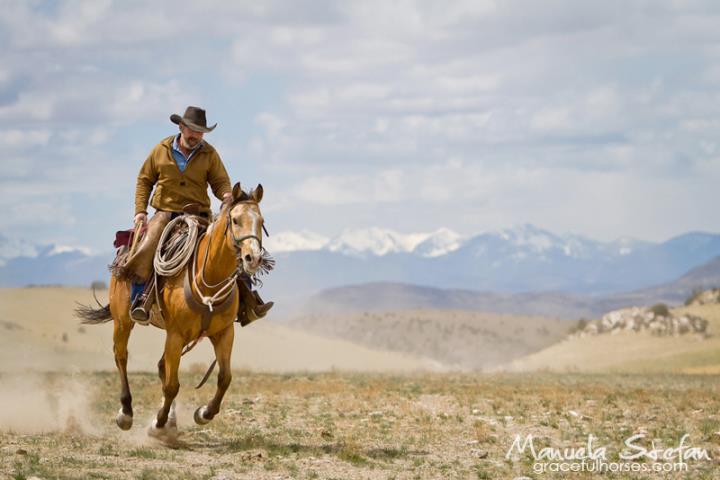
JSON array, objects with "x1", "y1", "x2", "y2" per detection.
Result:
[
  {"x1": 193, "y1": 230, "x2": 238, "y2": 309},
  {"x1": 192, "y1": 200, "x2": 263, "y2": 310},
  {"x1": 181, "y1": 201, "x2": 264, "y2": 359}
]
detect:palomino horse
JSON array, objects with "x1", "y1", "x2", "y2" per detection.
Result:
[{"x1": 77, "y1": 182, "x2": 265, "y2": 439}]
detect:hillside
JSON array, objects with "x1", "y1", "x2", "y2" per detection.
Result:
[
  {"x1": 291, "y1": 309, "x2": 572, "y2": 369},
  {"x1": 506, "y1": 303, "x2": 720, "y2": 373},
  {"x1": 300, "y1": 282, "x2": 602, "y2": 319},
  {"x1": 298, "y1": 253, "x2": 720, "y2": 320},
  {"x1": 620, "y1": 256, "x2": 720, "y2": 304}
]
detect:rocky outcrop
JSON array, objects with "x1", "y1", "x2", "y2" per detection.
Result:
[
  {"x1": 686, "y1": 288, "x2": 720, "y2": 306},
  {"x1": 574, "y1": 306, "x2": 709, "y2": 338}
]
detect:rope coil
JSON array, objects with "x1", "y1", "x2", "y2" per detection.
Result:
[{"x1": 153, "y1": 215, "x2": 200, "y2": 277}]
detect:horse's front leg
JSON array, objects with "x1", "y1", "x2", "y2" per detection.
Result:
[
  {"x1": 195, "y1": 324, "x2": 234, "y2": 425},
  {"x1": 113, "y1": 312, "x2": 135, "y2": 430},
  {"x1": 155, "y1": 353, "x2": 177, "y2": 429},
  {"x1": 149, "y1": 332, "x2": 183, "y2": 438}
]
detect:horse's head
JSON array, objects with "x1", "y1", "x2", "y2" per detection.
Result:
[{"x1": 224, "y1": 182, "x2": 265, "y2": 276}]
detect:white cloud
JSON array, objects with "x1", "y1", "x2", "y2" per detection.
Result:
[
  {"x1": 0, "y1": 77, "x2": 191, "y2": 128},
  {"x1": 292, "y1": 169, "x2": 407, "y2": 205},
  {"x1": 530, "y1": 107, "x2": 572, "y2": 133},
  {"x1": 0, "y1": 199, "x2": 76, "y2": 230},
  {"x1": 0, "y1": 93, "x2": 55, "y2": 122},
  {"x1": 0, "y1": 130, "x2": 52, "y2": 149},
  {"x1": 2, "y1": 0, "x2": 720, "y2": 248},
  {"x1": 255, "y1": 112, "x2": 287, "y2": 137}
]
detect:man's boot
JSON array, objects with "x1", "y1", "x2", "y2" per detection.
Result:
[
  {"x1": 236, "y1": 278, "x2": 274, "y2": 327},
  {"x1": 130, "y1": 278, "x2": 155, "y2": 325},
  {"x1": 252, "y1": 291, "x2": 274, "y2": 317}
]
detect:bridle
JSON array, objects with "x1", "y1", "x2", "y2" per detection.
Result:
[
  {"x1": 190, "y1": 200, "x2": 265, "y2": 313},
  {"x1": 224, "y1": 200, "x2": 263, "y2": 252}
]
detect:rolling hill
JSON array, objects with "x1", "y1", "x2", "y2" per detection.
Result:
[{"x1": 505, "y1": 303, "x2": 720, "y2": 374}]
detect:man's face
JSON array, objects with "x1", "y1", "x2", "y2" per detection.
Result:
[{"x1": 179, "y1": 124, "x2": 204, "y2": 149}]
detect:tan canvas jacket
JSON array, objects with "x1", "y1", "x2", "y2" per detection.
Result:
[{"x1": 135, "y1": 136, "x2": 231, "y2": 215}]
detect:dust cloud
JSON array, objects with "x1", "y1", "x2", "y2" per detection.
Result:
[{"x1": 0, "y1": 374, "x2": 99, "y2": 435}]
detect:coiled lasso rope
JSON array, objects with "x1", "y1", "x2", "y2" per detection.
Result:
[{"x1": 153, "y1": 215, "x2": 200, "y2": 277}]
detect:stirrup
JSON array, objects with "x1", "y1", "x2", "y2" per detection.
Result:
[
  {"x1": 130, "y1": 305, "x2": 150, "y2": 325},
  {"x1": 130, "y1": 278, "x2": 156, "y2": 325}
]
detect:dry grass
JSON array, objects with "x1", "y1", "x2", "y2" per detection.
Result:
[{"x1": 1, "y1": 371, "x2": 719, "y2": 479}]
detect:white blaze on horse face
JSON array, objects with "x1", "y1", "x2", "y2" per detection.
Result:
[
  {"x1": 246, "y1": 208, "x2": 262, "y2": 256},
  {"x1": 231, "y1": 204, "x2": 262, "y2": 271}
]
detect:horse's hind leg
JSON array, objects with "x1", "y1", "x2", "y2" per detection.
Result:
[
  {"x1": 113, "y1": 313, "x2": 135, "y2": 430},
  {"x1": 195, "y1": 325, "x2": 234, "y2": 425}
]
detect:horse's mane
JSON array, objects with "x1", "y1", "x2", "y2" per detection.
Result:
[
  {"x1": 215, "y1": 188, "x2": 253, "y2": 222},
  {"x1": 235, "y1": 189, "x2": 252, "y2": 202}
]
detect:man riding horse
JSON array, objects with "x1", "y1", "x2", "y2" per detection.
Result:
[{"x1": 125, "y1": 106, "x2": 273, "y2": 323}]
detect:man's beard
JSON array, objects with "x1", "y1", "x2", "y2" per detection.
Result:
[{"x1": 181, "y1": 136, "x2": 200, "y2": 149}]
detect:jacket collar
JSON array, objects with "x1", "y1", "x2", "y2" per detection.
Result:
[{"x1": 161, "y1": 135, "x2": 214, "y2": 153}]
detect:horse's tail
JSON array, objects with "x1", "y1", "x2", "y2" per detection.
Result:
[
  {"x1": 75, "y1": 303, "x2": 113, "y2": 324},
  {"x1": 75, "y1": 286, "x2": 113, "y2": 324}
]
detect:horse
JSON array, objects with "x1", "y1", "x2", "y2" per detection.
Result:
[{"x1": 77, "y1": 182, "x2": 265, "y2": 439}]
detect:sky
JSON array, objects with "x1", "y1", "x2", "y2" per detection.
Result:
[{"x1": 1, "y1": 0, "x2": 720, "y2": 253}]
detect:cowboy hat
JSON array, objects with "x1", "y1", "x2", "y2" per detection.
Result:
[{"x1": 170, "y1": 106, "x2": 217, "y2": 133}]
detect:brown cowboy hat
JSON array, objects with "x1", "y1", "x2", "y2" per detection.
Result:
[{"x1": 170, "y1": 106, "x2": 217, "y2": 133}]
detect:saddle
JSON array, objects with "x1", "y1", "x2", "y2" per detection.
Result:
[
  {"x1": 111, "y1": 204, "x2": 210, "y2": 282},
  {"x1": 109, "y1": 204, "x2": 264, "y2": 327}
]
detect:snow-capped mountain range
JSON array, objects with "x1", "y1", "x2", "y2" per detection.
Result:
[
  {"x1": 2, "y1": 225, "x2": 720, "y2": 303},
  {"x1": 264, "y1": 224, "x2": 647, "y2": 259},
  {"x1": 0, "y1": 234, "x2": 92, "y2": 267},
  {"x1": 265, "y1": 227, "x2": 464, "y2": 257},
  {"x1": 0, "y1": 224, "x2": 651, "y2": 264}
]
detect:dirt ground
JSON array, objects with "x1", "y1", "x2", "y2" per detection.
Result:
[{"x1": 1, "y1": 371, "x2": 719, "y2": 479}]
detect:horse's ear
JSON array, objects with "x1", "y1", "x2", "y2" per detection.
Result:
[
  {"x1": 251, "y1": 184, "x2": 264, "y2": 203},
  {"x1": 232, "y1": 182, "x2": 242, "y2": 201}
]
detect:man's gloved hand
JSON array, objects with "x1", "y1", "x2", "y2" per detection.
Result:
[
  {"x1": 134, "y1": 212, "x2": 147, "y2": 226},
  {"x1": 222, "y1": 192, "x2": 233, "y2": 207}
]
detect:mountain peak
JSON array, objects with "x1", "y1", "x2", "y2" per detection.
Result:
[
  {"x1": 496, "y1": 224, "x2": 559, "y2": 252},
  {"x1": 413, "y1": 228, "x2": 464, "y2": 257},
  {"x1": 327, "y1": 227, "x2": 428, "y2": 256},
  {"x1": 265, "y1": 230, "x2": 329, "y2": 253}
]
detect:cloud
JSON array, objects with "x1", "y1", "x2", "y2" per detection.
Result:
[
  {"x1": 0, "y1": 198, "x2": 76, "y2": 230},
  {"x1": 0, "y1": 78, "x2": 191, "y2": 127},
  {"x1": 1, "y1": 0, "x2": 720, "y2": 249},
  {"x1": 0, "y1": 130, "x2": 52, "y2": 149},
  {"x1": 292, "y1": 169, "x2": 407, "y2": 205}
]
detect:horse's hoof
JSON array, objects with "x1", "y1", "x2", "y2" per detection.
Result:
[
  {"x1": 148, "y1": 418, "x2": 178, "y2": 443},
  {"x1": 116, "y1": 408, "x2": 133, "y2": 430},
  {"x1": 194, "y1": 406, "x2": 211, "y2": 425}
]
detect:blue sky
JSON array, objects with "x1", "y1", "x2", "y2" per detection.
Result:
[{"x1": 1, "y1": 0, "x2": 720, "y2": 253}]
